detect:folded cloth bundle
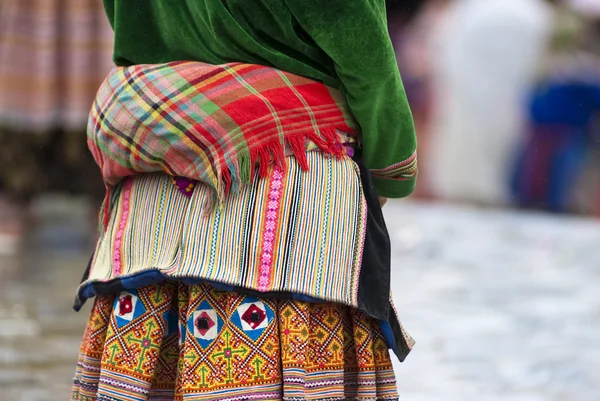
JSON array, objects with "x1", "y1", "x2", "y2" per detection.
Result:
[{"x1": 88, "y1": 61, "x2": 358, "y2": 227}]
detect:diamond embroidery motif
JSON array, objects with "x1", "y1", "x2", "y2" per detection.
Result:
[
  {"x1": 195, "y1": 312, "x2": 216, "y2": 336},
  {"x1": 191, "y1": 309, "x2": 219, "y2": 342},
  {"x1": 118, "y1": 295, "x2": 133, "y2": 316},
  {"x1": 114, "y1": 290, "x2": 145, "y2": 329},
  {"x1": 241, "y1": 304, "x2": 266, "y2": 329},
  {"x1": 186, "y1": 300, "x2": 223, "y2": 349},
  {"x1": 115, "y1": 292, "x2": 138, "y2": 321},
  {"x1": 236, "y1": 301, "x2": 270, "y2": 333}
]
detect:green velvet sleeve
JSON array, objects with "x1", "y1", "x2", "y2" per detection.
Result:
[{"x1": 285, "y1": 0, "x2": 417, "y2": 198}]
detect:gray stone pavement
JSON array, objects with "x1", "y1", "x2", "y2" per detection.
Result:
[
  {"x1": 387, "y1": 201, "x2": 600, "y2": 401},
  {"x1": 0, "y1": 199, "x2": 599, "y2": 400},
  {"x1": 0, "y1": 252, "x2": 90, "y2": 401}
]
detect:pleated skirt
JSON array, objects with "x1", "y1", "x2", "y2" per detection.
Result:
[{"x1": 72, "y1": 282, "x2": 399, "y2": 401}]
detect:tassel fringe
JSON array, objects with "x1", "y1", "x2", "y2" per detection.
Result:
[{"x1": 99, "y1": 128, "x2": 353, "y2": 231}]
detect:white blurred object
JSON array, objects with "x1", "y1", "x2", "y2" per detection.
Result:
[
  {"x1": 569, "y1": 0, "x2": 600, "y2": 16},
  {"x1": 427, "y1": 0, "x2": 553, "y2": 206}
]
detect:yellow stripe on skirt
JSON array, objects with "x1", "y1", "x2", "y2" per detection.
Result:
[{"x1": 72, "y1": 282, "x2": 399, "y2": 401}]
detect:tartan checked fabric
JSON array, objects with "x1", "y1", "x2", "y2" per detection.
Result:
[{"x1": 88, "y1": 61, "x2": 358, "y2": 218}]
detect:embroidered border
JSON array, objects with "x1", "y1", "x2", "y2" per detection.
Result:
[
  {"x1": 369, "y1": 150, "x2": 417, "y2": 180},
  {"x1": 258, "y1": 167, "x2": 284, "y2": 291}
]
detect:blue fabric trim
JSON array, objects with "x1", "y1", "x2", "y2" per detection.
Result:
[
  {"x1": 122, "y1": 270, "x2": 164, "y2": 289},
  {"x1": 379, "y1": 320, "x2": 397, "y2": 354},
  {"x1": 76, "y1": 269, "x2": 401, "y2": 357},
  {"x1": 80, "y1": 269, "x2": 336, "y2": 307}
]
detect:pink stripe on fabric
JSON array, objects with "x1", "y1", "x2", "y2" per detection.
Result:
[
  {"x1": 257, "y1": 168, "x2": 284, "y2": 291},
  {"x1": 112, "y1": 179, "x2": 133, "y2": 276}
]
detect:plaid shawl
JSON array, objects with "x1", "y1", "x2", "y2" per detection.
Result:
[{"x1": 89, "y1": 61, "x2": 358, "y2": 226}]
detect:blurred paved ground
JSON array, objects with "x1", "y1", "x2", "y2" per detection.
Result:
[
  {"x1": 388, "y1": 201, "x2": 600, "y2": 401},
  {"x1": 0, "y1": 196, "x2": 94, "y2": 401},
  {"x1": 0, "y1": 198, "x2": 599, "y2": 401}
]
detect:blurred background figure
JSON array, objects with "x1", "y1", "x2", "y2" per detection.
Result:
[
  {"x1": 0, "y1": 0, "x2": 113, "y2": 254},
  {"x1": 512, "y1": 0, "x2": 600, "y2": 215},
  {"x1": 388, "y1": 0, "x2": 451, "y2": 198},
  {"x1": 426, "y1": 0, "x2": 554, "y2": 207}
]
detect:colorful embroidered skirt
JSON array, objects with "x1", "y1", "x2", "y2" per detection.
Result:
[{"x1": 72, "y1": 282, "x2": 399, "y2": 401}]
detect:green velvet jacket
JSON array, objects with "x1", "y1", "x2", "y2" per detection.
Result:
[{"x1": 103, "y1": 0, "x2": 417, "y2": 197}]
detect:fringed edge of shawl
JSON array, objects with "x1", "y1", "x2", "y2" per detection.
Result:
[{"x1": 98, "y1": 127, "x2": 354, "y2": 231}]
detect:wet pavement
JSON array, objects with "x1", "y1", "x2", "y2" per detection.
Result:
[
  {"x1": 0, "y1": 252, "x2": 90, "y2": 401},
  {"x1": 0, "y1": 198, "x2": 599, "y2": 400},
  {"x1": 388, "y1": 202, "x2": 600, "y2": 401},
  {"x1": 0, "y1": 196, "x2": 94, "y2": 401}
]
